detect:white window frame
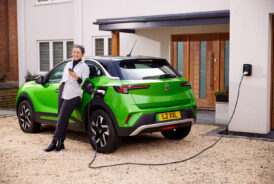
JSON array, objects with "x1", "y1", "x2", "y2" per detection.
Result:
[
  {"x1": 35, "y1": 0, "x2": 73, "y2": 6},
  {"x1": 37, "y1": 40, "x2": 73, "y2": 74},
  {"x1": 92, "y1": 36, "x2": 112, "y2": 56}
]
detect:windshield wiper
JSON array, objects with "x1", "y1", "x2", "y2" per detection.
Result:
[
  {"x1": 143, "y1": 75, "x2": 159, "y2": 79},
  {"x1": 143, "y1": 74, "x2": 177, "y2": 79},
  {"x1": 159, "y1": 74, "x2": 177, "y2": 79}
]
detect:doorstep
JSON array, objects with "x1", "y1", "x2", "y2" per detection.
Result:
[{"x1": 204, "y1": 126, "x2": 274, "y2": 142}]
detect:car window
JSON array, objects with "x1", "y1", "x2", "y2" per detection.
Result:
[
  {"x1": 85, "y1": 61, "x2": 104, "y2": 78},
  {"x1": 119, "y1": 59, "x2": 179, "y2": 80},
  {"x1": 47, "y1": 62, "x2": 67, "y2": 83}
]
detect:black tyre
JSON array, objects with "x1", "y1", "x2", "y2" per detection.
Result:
[
  {"x1": 161, "y1": 126, "x2": 191, "y2": 140},
  {"x1": 17, "y1": 100, "x2": 41, "y2": 133},
  {"x1": 87, "y1": 109, "x2": 121, "y2": 153}
]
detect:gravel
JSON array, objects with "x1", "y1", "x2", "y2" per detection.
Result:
[{"x1": 0, "y1": 116, "x2": 273, "y2": 184}]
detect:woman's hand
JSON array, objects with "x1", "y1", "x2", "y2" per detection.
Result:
[{"x1": 69, "y1": 71, "x2": 79, "y2": 80}]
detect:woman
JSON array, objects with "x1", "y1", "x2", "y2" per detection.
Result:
[{"x1": 45, "y1": 44, "x2": 90, "y2": 152}]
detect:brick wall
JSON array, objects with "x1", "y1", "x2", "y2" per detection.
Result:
[
  {"x1": 0, "y1": 0, "x2": 18, "y2": 82},
  {"x1": 0, "y1": 88, "x2": 18, "y2": 108}
]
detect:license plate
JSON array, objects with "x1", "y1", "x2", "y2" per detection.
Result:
[{"x1": 156, "y1": 111, "x2": 181, "y2": 121}]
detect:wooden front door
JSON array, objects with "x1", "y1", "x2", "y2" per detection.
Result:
[{"x1": 171, "y1": 33, "x2": 229, "y2": 109}]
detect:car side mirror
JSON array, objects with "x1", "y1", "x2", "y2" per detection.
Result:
[
  {"x1": 82, "y1": 79, "x2": 94, "y2": 94},
  {"x1": 35, "y1": 76, "x2": 44, "y2": 85}
]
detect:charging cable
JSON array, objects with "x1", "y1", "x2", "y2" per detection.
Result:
[{"x1": 88, "y1": 74, "x2": 245, "y2": 169}]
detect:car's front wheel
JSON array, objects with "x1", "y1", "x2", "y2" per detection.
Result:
[
  {"x1": 161, "y1": 126, "x2": 191, "y2": 140},
  {"x1": 87, "y1": 109, "x2": 121, "y2": 153},
  {"x1": 17, "y1": 100, "x2": 41, "y2": 133}
]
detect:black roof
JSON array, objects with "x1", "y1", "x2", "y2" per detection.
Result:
[{"x1": 85, "y1": 56, "x2": 168, "y2": 78}]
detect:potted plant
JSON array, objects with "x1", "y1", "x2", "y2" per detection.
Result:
[
  {"x1": 215, "y1": 87, "x2": 228, "y2": 102},
  {"x1": 25, "y1": 71, "x2": 39, "y2": 82},
  {"x1": 215, "y1": 87, "x2": 229, "y2": 125}
]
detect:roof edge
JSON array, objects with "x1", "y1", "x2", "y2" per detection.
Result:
[{"x1": 93, "y1": 10, "x2": 230, "y2": 25}]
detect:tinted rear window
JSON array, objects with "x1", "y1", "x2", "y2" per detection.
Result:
[{"x1": 119, "y1": 59, "x2": 180, "y2": 80}]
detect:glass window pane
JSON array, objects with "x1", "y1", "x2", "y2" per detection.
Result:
[
  {"x1": 119, "y1": 59, "x2": 178, "y2": 80},
  {"x1": 66, "y1": 41, "x2": 74, "y2": 59},
  {"x1": 95, "y1": 38, "x2": 104, "y2": 56},
  {"x1": 177, "y1": 42, "x2": 183, "y2": 75},
  {"x1": 224, "y1": 40, "x2": 229, "y2": 89},
  {"x1": 53, "y1": 42, "x2": 63, "y2": 67},
  {"x1": 39, "y1": 42, "x2": 50, "y2": 72},
  {"x1": 85, "y1": 62, "x2": 104, "y2": 78},
  {"x1": 48, "y1": 62, "x2": 67, "y2": 83},
  {"x1": 200, "y1": 41, "x2": 207, "y2": 99},
  {"x1": 108, "y1": 38, "x2": 112, "y2": 56}
]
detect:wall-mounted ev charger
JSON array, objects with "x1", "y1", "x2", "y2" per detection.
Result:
[{"x1": 243, "y1": 64, "x2": 252, "y2": 76}]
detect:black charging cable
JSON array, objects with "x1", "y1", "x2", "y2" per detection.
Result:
[
  {"x1": 88, "y1": 74, "x2": 245, "y2": 169},
  {"x1": 86, "y1": 92, "x2": 98, "y2": 168}
]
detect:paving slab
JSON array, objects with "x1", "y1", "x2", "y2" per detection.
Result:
[{"x1": 196, "y1": 110, "x2": 215, "y2": 125}]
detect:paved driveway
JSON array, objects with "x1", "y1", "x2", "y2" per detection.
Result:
[{"x1": 0, "y1": 116, "x2": 273, "y2": 184}]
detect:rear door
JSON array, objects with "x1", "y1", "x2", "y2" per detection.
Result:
[
  {"x1": 128, "y1": 78, "x2": 193, "y2": 109},
  {"x1": 118, "y1": 59, "x2": 194, "y2": 109}
]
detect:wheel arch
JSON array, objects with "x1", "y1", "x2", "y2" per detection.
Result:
[
  {"x1": 83, "y1": 97, "x2": 120, "y2": 136},
  {"x1": 16, "y1": 93, "x2": 34, "y2": 115}
]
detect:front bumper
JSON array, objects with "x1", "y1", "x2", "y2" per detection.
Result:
[{"x1": 115, "y1": 108, "x2": 196, "y2": 136}]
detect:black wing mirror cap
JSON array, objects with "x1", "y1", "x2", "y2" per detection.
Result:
[{"x1": 35, "y1": 76, "x2": 44, "y2": 85}]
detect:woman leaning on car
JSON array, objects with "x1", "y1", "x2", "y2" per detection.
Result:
[{"x1": 44, "y1": 44, "x2": 90, "y2": 152}]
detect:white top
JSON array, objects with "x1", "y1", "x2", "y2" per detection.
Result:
[{"x1": 60, "y1": 59, "x2": 90, "y2": 100}]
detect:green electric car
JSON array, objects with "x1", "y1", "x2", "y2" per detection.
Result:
[{"x1": 16, "y1": 56, "x2": 197, "y2": 153}]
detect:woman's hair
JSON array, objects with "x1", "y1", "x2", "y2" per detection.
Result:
[{"x1": 73, "y1": 44, "x2": 85, "y2": 54}]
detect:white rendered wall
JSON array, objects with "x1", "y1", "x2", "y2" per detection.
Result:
[
  {"x1": 229, "y1": 0, "x2": 274, "y2": 134},
  {"x1": 120, "y1": 25, "x2": 229, "y2": 60},
  {"x1": 17, "y1": 0, "x2": 26, "y2": 86},
  {"x1": 23, "y1": 1, "x2": 74, "y2": 79}
]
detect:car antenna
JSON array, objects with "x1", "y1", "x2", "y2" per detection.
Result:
[{"x1": 127, "y1": 40, "x2": 137, "y2": 57}]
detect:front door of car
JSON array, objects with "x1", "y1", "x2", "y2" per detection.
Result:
[{"x1": 33, "y1": 62, "x2": 67, "y2": 122}]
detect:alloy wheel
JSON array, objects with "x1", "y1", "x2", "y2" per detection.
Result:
[
  {"x1": 19, "y1": 105, "x2": 31, "y2": 130},
  {"x1": 90, "y1": 115, "x2": 110, "y2": 148}
]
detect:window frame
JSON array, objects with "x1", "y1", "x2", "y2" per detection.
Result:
[
  {"x1": 37, "y1": 40, "x2": 73, "y2": 74},
  {"x1": 35, "y1": 0, "x2": 73, "y2": 6},
  {"x1": 85, "y1": 60, "x2": 106, "y2": 79},
  {"x1": 92, "y1": 36, "x2": 112, "y2": 56}
]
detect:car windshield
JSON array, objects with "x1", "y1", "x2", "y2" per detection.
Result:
[{"x1": 119, "y1": 59, "x2": 179, "y2": 80}]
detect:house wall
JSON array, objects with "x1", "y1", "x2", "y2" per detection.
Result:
[
  {"x1": 19, "y1": 0, "x2": 230, "y2": 81},
  {"x1": 0, "y1": 0, "x2": 18, "y2": 82},
  {"x1": 229, "y1": 0, "x2": 274, "y2": 133},
  {"x1": 18, "y1": 0, "x2": 74, "y2": 84}
]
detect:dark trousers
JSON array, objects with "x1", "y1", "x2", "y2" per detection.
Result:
[{"x1": 53, "y1": 83, "x2": 81, "y2": 140}]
